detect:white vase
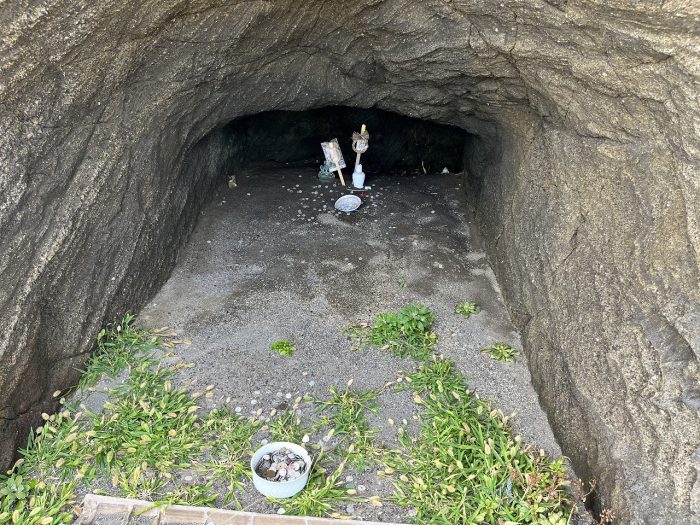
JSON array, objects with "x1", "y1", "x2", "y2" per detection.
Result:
[{"x1": 352, "y1": 164, "x2": 366, "y2": 189}]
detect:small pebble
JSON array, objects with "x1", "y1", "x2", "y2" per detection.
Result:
[
  {"x1": 285, "y1": 393, "x2": 292, "y2": 399},
  {"x1": 277, "y1": 508, "x2": 286, "y2": 515},
  {"x1": 302, "y1": 434, "x2": 310, "y2": 443}
]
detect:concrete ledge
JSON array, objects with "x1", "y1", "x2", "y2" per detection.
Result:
[{"x1": 75, "y1": 494, "x2": 412, "y2": 525}]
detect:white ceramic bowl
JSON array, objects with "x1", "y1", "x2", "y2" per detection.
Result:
[{"x1": 250, "y1": 441, "x2": 312, "y2": 498}]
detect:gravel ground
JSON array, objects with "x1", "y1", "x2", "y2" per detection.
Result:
[{"x1": 132, "y1": 164, "x2": 564, "y2": 522}]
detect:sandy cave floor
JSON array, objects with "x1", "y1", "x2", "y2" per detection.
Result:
[{"x1": 124, "y1": 164, "x2": 563, "y2": 521}]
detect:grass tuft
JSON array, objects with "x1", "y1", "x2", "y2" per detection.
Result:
[
  {"x1": 389, "y1": 356, "x2": 571, "y2": 524},
  {"x1": 454, "y1": 301, "x2": 480, "y2": 319},
  {"x1": 270, "y1": 339, "x2": 296, "y2": 357},
  {"x1": 309, "y1": 381, "x2": 385, "y2": 472},
  {"x1": 269, "y1": 409, "x2": 311, "y2": 444},
  {"x1": 344, "y1": 302, "x2": 438, "y2": 361},
  {"x1": 0, "y1": 315, "x2": 258, "y2": 524},
  {"x1": 196, "y1": 407, "x2": 260, "y2": 507},
  {"x1": 481, "y1": 342, "x2": 520, "y2": 363},
  {"x1": 77, "y1": 314, "x2": 160, "y2": 390},
  {"x1": 269, "y1": 456, "x2": 365, "y2": 518}
]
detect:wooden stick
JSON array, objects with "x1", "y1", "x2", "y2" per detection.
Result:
[{"x1": 330, "y1": 146, "x2": 345, "y2": 186}]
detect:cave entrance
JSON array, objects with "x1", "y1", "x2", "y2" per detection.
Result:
[
  {"x1": 224, "y1": 106, "x2": 468, "y2": 174},
  {"x1": 131, "y1": 106, "x2": 565, "y2": 520},
  {"x1": 223, "y1": 106, "x2": 469, "y2": 176}
]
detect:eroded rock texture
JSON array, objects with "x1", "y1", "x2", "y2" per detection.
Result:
[{"x1": 1, "y1": 1, "x2": 698, "y2": 522}]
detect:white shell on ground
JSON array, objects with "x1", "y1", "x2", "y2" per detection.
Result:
[{"x1": 335, "y1": 194, "x2": 362, "y2": 212}]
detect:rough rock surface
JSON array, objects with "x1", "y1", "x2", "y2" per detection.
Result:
[{"x1": 0, "y1": 1, "x2": 698, "y2": 523}]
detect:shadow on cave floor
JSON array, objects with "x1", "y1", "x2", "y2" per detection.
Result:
[{"x1": 136, "y1": 164, "x2": 563, "y2": 519}]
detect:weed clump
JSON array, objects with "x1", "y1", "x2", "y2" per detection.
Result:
[
  {"x1": 269, "y1": 409, "x2": 310, "y2": 444},
  {"x1": 481, "y1": 342, "x2": 519, "y2": 363},
  {"x1": 344, "y1": 302, "x2": 438, "y2": 360},
  {"x1": 78, "y1": 313, "x2": 161, "y2": 389},
  {"x1": 454, "y1": 301, "x2": 480, "y2": 319},
  {"x1": 270, "y1": 339, "x2": 296, "y2": 357},
  {"x1": 0, "y1": 316, "x2": 259, "y2": 524},
  {"x1": 309, "y1": 381, "x2": 384, "y2": 472},
  {"x1": 269, "y1": 457, "x2": 365, "y2": 518},
  {"x1": 390, "y1": 356, "x2": 571, "y2": 524}
]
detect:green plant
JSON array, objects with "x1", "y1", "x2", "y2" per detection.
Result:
[
  {"x1": 1, "y1": 397, "x2": 90, "y2": 523},
  {"x1": 269, "y1": 409, "x2": 311, "y2": 444},
  {"x1": 88, "y1": 364, "x2": 205, "y2": 479},
  {"x1": 77, "y1": 314, "x2": 161, "y2": 389},
  {"x1": 269, "y1": 456, "x2": 365, "y2": 518},
  {"x1": 309, "y1": 382, "x2": 384, "y2": 471},
  {"x1": 154, "y1": 482, "x2": 218, "y2": 507},
  {"x1": 481, "y1": 342, "x2": 519, "y2": 363},
  {"x1": 0, "y1": 475, "x2": 31, "y2": 506},
  {"x1": 398, "y1": 277, "x2": 407, "y2": 288},
  {"x1": 389, "y1": 356, "x2": 572, "y2": 524},
  {"x1": 0, "y1": 316, "x2": 225, "y2": 524},
  {"x1": 312, "y1": 383, "x2": 378, "y2": 436},
  {"x1": 197, "y1": 408, "x2": 259, "y2": 506},
  {"x1": 344, "y1": 303, "x2": 438, "y2": 361},
  {"x1": 0, "y1": 479, "x2": 76, "y2": 525},
  {"x1": 118, "y1": 472, "x2": 167, "y2": 500},
  {"x1": 455, "y1": 301, "x2": 480, "y2": 319},
  {"x1": 270, "y1": 339, "x2": 296, "y2": 357},
  {"x1": 3, "y1": 307, "x2": 571, "y2": 525}
]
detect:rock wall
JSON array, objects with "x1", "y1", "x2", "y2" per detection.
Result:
[
  {"x1": 465, "y1": 120, "x2": 700, "y2": 522},
  {"x1": 0, "y1": 1, "x2": 698, "y2": 522}
]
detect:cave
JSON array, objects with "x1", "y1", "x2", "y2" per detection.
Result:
[
  {"x1": 0, "y1": 2, "x2": 698, "y2": 524},
  {"x1": 223, "y1": 106, "x2": 468, "y2": 174}
]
